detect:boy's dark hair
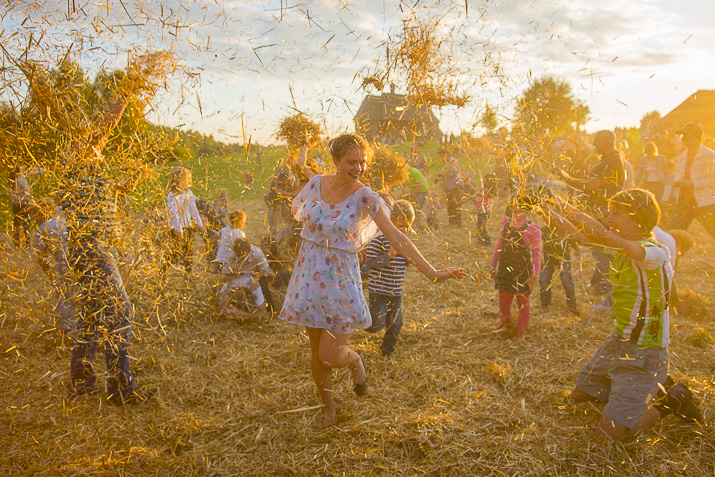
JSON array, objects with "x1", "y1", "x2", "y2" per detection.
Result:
[
  {"x1": 609, "y1": 188, "x2": 661, "y2": 234},
  {"x1": 233, "y1": 237, "x2": 251, "y2": 259},
  {"x1": 391, "y1": 199, "x2": 415, "y2": 225}
]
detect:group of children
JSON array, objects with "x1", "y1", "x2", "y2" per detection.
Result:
[
  {"x1": 8, "y1": 150, "x2": 704, "y2": 439},
  {"x1": 163, "y1": 166, "x2": 275, "y2": 319}
]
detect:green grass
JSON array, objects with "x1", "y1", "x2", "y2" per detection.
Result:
[{"x1": 0, "y1": 140, "x2": 486, "y2": 229}]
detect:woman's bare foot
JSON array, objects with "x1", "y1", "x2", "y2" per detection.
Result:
[
  {"x1": 321, "y1": 407, "x2": 337, "y2": 428},
  {"x1": 352, "y1": 352, "x2": 368, "y2": 396}
]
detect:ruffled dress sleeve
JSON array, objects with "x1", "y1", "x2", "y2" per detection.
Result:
[
  {"x1": 291, "y1": 175, "x2": 320, "y2": 222},
  {"x1": 349, "y1": 186, "x2": 389, "y2": 251}
]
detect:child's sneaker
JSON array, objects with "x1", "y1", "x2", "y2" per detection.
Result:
[
  {"x1": 656, "y1": 375, "x2": 675, "y2": 399},
  {"x1": 567, "y1": 306, "x2": 581, "y2": 317},
  {"x1": 666, "y1": 383, "x2": 703, "y2": 422}
]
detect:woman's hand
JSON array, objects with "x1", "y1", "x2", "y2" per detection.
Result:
[
  {"x1": 432, "y1": 267, "x2": 467, "y2": 283},
  {"x1": 525, "y1": 275, "x2": 537, "y2": 287}
]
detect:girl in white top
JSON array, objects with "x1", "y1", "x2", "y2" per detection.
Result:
[
  {"x1": 163, "y1": 166, "x2": 204, "y2": 274},
  {"x1": 213, "y1": 210, "x2": 247, "y2": 270}
]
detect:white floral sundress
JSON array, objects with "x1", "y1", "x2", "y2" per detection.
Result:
[{"x1": 278, "y1": 175, "x2": 387, "y2": 333}]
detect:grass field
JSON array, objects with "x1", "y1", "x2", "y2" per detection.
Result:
[{"x1": 0, "y1": 153, "x2": 713, "y2": 475}]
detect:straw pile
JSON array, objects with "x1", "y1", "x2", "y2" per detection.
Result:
[
  {"x1": 0, "y1": 196, "x2": 713, "y2": 476},
  {"x1": 364, "y1": 146, "x2": 410, "y2": 191},
  {"x1": 276, "y1": 113, "x2": 322, "y2": 148}
]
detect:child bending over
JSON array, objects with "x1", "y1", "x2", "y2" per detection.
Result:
[
  {"x1": 363, "y1": 200, "x2": 415, "y2": 358},
  {"x1": 489, "y1": 197, "x2": 542, "y2": 338},
  {"x1": 219, "y1": 237, "x2": 275, "y2": 319}
]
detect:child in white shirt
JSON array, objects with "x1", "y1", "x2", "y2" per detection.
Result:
[
  {"x1": 219, "y1": 238, "x2": 275, "y2": 319},
  {"x1": 212, "y1": 210, "x2": 247, "y2": 271},
  {"x1": 163, "y1": 166, "x2": 204, "y2": 274}
]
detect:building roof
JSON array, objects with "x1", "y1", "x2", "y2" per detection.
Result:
[
  {"x1": 354, "y1": 92, "x2": 439, "y2": 124},
  {"x1": 662, "y1": 90, "x2": 715, "y2": 127}
]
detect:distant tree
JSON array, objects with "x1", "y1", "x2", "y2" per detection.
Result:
[
  {"x1": 513, "y1": 76, "x2": 589, "y2": 138},
  {"x1": 480, "y1": 103, "x2": 498, "y2": 133},
  {"x1": 639, "y1": 110, "x2": 663, "y2": 139}
]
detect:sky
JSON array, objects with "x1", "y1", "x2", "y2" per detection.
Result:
[{"x1": 2, "y1": 0, "x2": 714, "y2": 144}]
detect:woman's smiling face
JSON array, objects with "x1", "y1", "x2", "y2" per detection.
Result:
[{"x1": 334, "y1": 145, "x2": 367, "y2": 183}]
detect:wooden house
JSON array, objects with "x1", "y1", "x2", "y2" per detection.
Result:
[{"x1": 353, "y1": 92, "x2": 442, "y2": 143}]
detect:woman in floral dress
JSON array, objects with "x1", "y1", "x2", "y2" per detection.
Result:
[{"x1": 278, "y1": 133, "x2": 466, "y2": 427}]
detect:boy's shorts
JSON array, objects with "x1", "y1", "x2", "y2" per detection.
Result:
[{"x1": 576, "y1": 333, "x2": 668, "y2": 429}]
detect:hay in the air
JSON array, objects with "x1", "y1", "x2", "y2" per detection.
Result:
[
  {"x1": 276, "y1": 113, "x2": 322, "y2": 148},
  {"x1": 364, "y1": 146, "x2": 410, "y2": 191}
]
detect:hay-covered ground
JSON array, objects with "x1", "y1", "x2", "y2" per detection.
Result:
[{"x1": 1, "y1": 197, "x2": 714, "y2": 476}]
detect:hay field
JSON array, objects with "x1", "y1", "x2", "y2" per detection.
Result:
[{"x1": 1, "y1": 196, "x2": 714, "y2": 476}]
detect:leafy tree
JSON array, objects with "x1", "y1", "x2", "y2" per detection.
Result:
[
  {"x1": 513, "y1": 76, "x2": 589, "y2": 138},
  {"x1": 639, "y1": 110, "x2": 663, "y2": 138},
  {"x1": 480, "y1": 103, "x2": 498, "y2": 133}
]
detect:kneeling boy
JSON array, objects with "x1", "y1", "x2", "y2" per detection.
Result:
[{"x1": 542, "y1": 188, "x2": 702, "y2": 441}]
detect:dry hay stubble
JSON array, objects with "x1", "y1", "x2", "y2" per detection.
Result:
[{"x1": 0, "y1": 199, "x2": 713, "y2": 475}]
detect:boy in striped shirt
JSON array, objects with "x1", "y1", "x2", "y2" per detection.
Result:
[
  {"x1": 363, "y1": 200, "x2": 415, "y2": 358},
  {"x1": 542, "y1": 188, "x2": 702, "y2": 441}
]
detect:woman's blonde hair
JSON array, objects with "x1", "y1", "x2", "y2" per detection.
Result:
[
  {"x1": 230, "y1": 209, "x2": 248, "y2": 228},
  {"x1": 169, "y1": 166, "x2": 192, "y2": 193}
]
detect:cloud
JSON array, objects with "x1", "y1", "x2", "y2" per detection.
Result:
[{"x1": 2, "y1": 0, "x2": 714, "y2": 141}]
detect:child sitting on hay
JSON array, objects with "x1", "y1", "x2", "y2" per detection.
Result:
[
  {"x1": 219, "y1": 237, "x2": 275, "y2": 319},
  {"x1": 363, "y1": 200, "x2": 415, "y2": 358},
  {"x1": 489, "y1": 194, "x2": 542, "y2": 338},
  {"x1": 542, "y1": 188, "x2": 702, "y2": 441}
]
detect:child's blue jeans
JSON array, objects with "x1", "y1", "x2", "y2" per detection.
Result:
[
  {"x1": 539, "y1": 256, "x2": 577, "y2": 308},
  {"x1": 68, "y1": 240, "x2": 135, "y2": 398},
  {"x1": 366, "y1": 293, "x2": 403, "y2": 356},
  {"x1": 475, "y1": 211, "x2": 491, "y2": 243}
]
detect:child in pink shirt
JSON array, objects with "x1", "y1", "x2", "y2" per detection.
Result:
[{"x1": 489, "y1": 200, "x2": 542, "y2": 338}]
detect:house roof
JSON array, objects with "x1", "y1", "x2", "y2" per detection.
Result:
[
  {"x1": 354, "y1": 93, "x2": 439, "y2": 124},
  {"x1": 662, "y1": 90, "x2": 715, "y2": 127}
]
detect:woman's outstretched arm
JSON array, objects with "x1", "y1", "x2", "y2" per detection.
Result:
[{"x1": 372, "y1": 206, "x2": 466, "y2": 283}]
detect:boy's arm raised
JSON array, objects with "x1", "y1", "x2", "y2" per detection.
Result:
[{"x1": 541, "y1": 204, "x2": 645, "y2": 261}]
